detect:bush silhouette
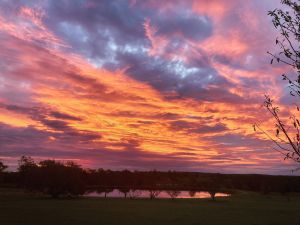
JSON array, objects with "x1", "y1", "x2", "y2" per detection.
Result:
[{"x1": 18, "y1": 156, "x2": 85, "y2": 198}]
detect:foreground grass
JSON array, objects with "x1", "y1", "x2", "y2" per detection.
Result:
[{"x1": 1, "y1": 189, "x2": 300, "y2": 225}]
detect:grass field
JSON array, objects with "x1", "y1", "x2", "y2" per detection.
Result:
[{"x1": 1, "y1": 189, "x2": 300, "y2": 225}]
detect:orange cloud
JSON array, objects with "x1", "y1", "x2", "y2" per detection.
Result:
[{"x1": 0, "y1": 2, "x2": 295, "y2": 174}]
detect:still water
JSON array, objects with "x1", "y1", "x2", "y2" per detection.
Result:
[{"x1": 85, "y1": 189, "x2": 229, "y2": 199}]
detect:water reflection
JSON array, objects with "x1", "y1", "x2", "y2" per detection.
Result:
[{"x1": 85, "y1": 189, "x2": 229, "y2": 199}]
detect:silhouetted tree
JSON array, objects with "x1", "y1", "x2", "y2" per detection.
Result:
[
  {"x1": 166, "y1": 190, "x2": 181, "y2": 200},
  {"x1": 149, "y1": 189, "x2": 160, "y2": 199},
  {"x1": 94, "y1": 187, "x2": 104, "y2": 197},
  {"x1": 208, "y1": 191, "x2": 216, "y2": 201},
  {"x1": 38, "y1": 160, "x2": 86, "y2": 198},
  {"x1": 201, "y1": 176, "x2": 222, "y2": 201},
  {"x1": 0, "y1": 160, "x2": 8, "y2": 185},
  {"x1": 18, "y1": 156, "x2": 40, "y2": 191},
  {"x1": 18, "y1": 156, "x2": 36, "y2": 171},
  {"x1": 188, "y1": 190, "x2": 196, "y2": 198},
  {"x1": 0, "y1": 160, "x2": 7, "y2": 172},
  {"x1": 18, "y1": 156, "x2": 85, "y2": 198},
  {"x1": 6, "y1": 157, "x2": 300, "y2": 199},
  {"x1": 118, "y1": 187, "x2": 130, "y2": 198},
  {"x1": 95, "y1": 187, "x2": 114, "y2": 198},
  {"x1": 256, "y1": 0, "x2": 300, "y2": 164}
]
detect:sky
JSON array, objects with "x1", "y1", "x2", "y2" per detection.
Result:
[{"x1": 0, "y1": 0, "x2": 298, "y2": 174}]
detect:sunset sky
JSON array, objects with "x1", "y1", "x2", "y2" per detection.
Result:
[{"x1": 0, "y1": 0, "x2": 297, "y2": 174}]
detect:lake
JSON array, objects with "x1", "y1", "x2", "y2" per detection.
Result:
[{"x1": 85, "y1": 189, "x2": 229, "y2": 199}]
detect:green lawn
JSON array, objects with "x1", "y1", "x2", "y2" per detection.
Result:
[{"x1": 1, "y1": 189, "x2": 300, "y2": 225}]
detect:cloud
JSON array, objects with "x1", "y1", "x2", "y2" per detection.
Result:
[
  {"x1": 0, "y1": 0, "x2": 297, "y2": 175},
  {"x1": 170, "y1": 120, "x2": 228, "y2": 134},
  {"x1": 49, "y1": 111, "x2": 82, "y2": 121},
  {"x1": 153, "y1": 11, "x2": 212, "y2": 41}
]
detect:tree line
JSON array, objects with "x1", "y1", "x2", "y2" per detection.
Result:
[{"x1": 1, "y1": 156, "x2": 300, "y2": 200}]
